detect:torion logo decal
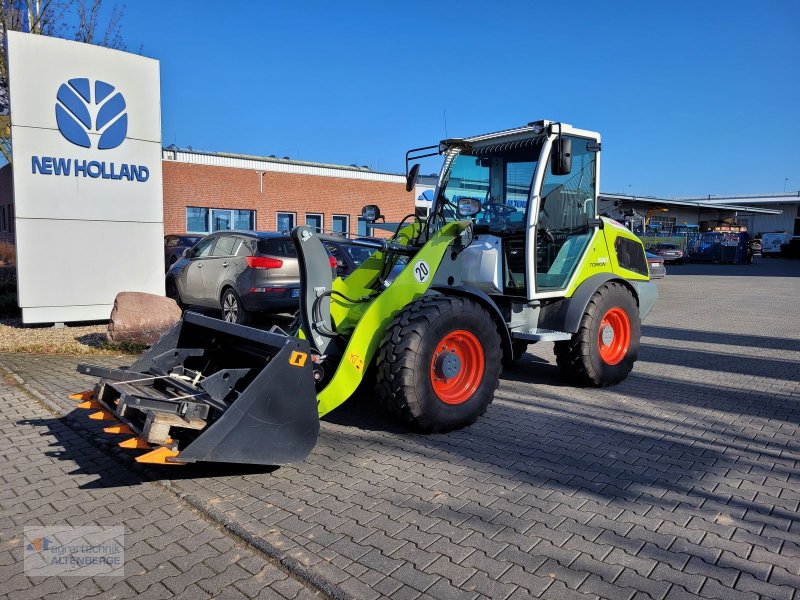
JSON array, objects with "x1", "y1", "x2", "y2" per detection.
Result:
[{"x1": 55, "y1": 78, "x2": 127, "y2": 150}]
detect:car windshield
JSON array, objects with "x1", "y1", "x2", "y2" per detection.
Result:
[{"x1": 433, "y1": 140, "x2": 543, "y2": 233}]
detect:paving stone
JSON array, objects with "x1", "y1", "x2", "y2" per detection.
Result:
[{"x1": 3, "y1": 260, "x2": 800, "y2": 600}]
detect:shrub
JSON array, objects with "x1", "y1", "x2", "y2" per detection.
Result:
[{"x1": 0, "y1": 242, "x2": 15, "y2": 266}]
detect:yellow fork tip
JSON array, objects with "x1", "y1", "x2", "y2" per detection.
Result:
[
  {"x1": 118, "y1": 437, "x2": 151, "y2": 449},
  {"x1": 88, "y1": 410, "x2": 116, "y2": 421},
  {"x1": 77, "y1": 400, "x2": 102, "y2": 410},
  {"x1": 70, "y1": 391, "x2": 94, "y2": 401},
  {"x1": 135, "y1": 447, "x2": 184, "y2": 465},
  {"x1": 103, "y1": 424, "x2": 133, "y2": 435}
]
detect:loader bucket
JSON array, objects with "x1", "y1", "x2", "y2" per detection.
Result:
[{"x1": 75, "y1": 311, "x2": 319, "y2": 465}]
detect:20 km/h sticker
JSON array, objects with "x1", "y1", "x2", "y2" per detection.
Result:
[{"x1": 413, "y1": 260, "x2": 431, "y2": 283}]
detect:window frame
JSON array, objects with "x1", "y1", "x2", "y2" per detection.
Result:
[
  {"x1": 276, "y1": 212, "x2": 296, "y2": 233},
  {"x1": 305, "y1": 213, "x2": 324, "y2": 233},
  {"x1": 186, "y1": 207, "x2": 210, "y2": 234},
  {"x1": 332, "y1": 214, "x2": 349, "y2": 236}
]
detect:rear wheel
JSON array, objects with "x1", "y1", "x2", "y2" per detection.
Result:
[
  {"x1": 221, "y1": 288, "x2": 250, "y2": 325},
  {"x1": 375, "y1": 295, "x2": 501, "y2": 433},
  {"x1": 554, "y1": 282, "x2": 640, "y2": 387}
]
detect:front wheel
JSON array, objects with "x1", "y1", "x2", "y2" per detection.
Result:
[
  {"x1": 375, "y1": 295, "x2": 502, "y2": 433},
  {"x1": 554, "y1": 282, "x2": 640, "y2": 387},
  {"x1": 221, "y1": 288, "x2": 250, "y2": 325},
  {"x1": 165, "y1": 278, "x2": 184, "y2": 310}
]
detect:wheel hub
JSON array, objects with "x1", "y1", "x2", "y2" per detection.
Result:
[
  {"x1": 601, "y1": 324, "x2": 615, "y2": 346},
  {"x1": 433, "y1": 351, "x2": 461, "y2": 380}
]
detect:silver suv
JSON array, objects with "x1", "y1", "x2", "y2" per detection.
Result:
[{"x1": 166, "y1": 231, "x2": 301, "y2": 324}]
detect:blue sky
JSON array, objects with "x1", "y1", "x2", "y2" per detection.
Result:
[{"x1": 121, "y1": 0, "x2": 799, "y2": 197}]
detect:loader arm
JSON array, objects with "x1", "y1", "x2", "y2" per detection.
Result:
[{"x1": 305, "y1": 221, "x2": 469, "y2": 416}]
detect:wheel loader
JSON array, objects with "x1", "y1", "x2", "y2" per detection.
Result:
[{"x1": 72, "y1": 121, "x2": 657, "y2": 465}]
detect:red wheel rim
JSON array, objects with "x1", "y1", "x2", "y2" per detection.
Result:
[
  {"x1": 597, "y1": 307, "x2": 631, "y2": 365},
  {"x1": 430, "y1": 330, "x2": 485, "y2": 405}
]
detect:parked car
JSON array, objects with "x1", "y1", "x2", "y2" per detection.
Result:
[
  {"x1": 166, "y1": 231, "x2": 306, "y2": 324},
  {"x1": 646, "y1": 252, "x2": 666, "y2": 279},
  {"x1": 750, "y1": 236, "x2": 762, "y2": 256},
  {"x1": 325, "y1": 238, "x2": 407, "y2": 282},
  {"x1": 164, "y1": 234, "x2": 202, "y2": 270},
  {"x1": 653, "y1": 242, "x2": 685, "y2": 264},
  {"x1": 761, "y1": 232, "x2": 790, "y2": 257}
]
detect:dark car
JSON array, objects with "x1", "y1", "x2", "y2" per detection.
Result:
[
  {"x1": 646, "y1": 251, "x2": 666, "y2": 279},
  {"x1": 325, "y1": 238, "x2": 407, "y2": 281},
  {"x1": 653, "y1": 242, "x2": 685, "y2": 264},
  {"x1": 166, "y1": 231, "x2": 303, "y2": 324},
  {"x1": 164, "y1": 234, "x2": 202, "y2": 271}
]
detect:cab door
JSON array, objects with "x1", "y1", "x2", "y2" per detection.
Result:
[{"x1": 533, "y1": 136, "x2": 599, "y2": 293}]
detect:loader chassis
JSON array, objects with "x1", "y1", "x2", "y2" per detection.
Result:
[{"x1": 73, "y1": 120, "x2": 656, "y2": 465}]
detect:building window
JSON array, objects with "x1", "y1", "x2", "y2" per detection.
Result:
[
  {"x1": 187, "y1": 207, "x2": 255, "y2": 234},
  {"x1": 277, "y1": 212, "x2": 295, "y2": 233},
  {"x1": 332, "y1": 214, "x2": 349, "y2": 236},
  {"x1": 212, "y1": 209, "x2": 231, "y2": 232},
  {"x1": 234, "y1": 210, "x2": 254, "y2": 230},
  {"x1": 0, "y1": 206, "x2": 5, "y2": 232},
  {"x1": 305, "y1": 213, "x2": 323, "y2": 233},
  {"x1": 357, "y1": 217, "x2": 373, "y2": 237},
  {"x1": 187, "y1": 207, "x2": 209, "y2": 233}
]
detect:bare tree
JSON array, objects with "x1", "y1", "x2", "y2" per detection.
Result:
[{"x1": 0, "y1": 0, "x2": 126, "y2": 162}]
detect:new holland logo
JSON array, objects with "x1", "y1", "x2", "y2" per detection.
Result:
[
  {"x1": 31, "y1": 77, "x2": 149, "y2": 182},
  {"x1": 55, "y1": 78, "x2": 127, "y2": 150}
]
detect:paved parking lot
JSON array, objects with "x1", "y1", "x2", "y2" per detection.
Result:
[{"x1": 2, "y1": 257, "x2": 799, "y2": 599}]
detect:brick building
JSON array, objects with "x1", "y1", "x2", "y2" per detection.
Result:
[
  {"x1": 161, "y1": 148, "x2": 414, "y2": 238},
  {"x1": 0, "y1": 148, "x2": 418, "y2": 246}
]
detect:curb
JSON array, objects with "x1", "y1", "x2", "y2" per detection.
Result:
[{"x1": 1, "y1": 363, "x2": 355, "y2": 600}]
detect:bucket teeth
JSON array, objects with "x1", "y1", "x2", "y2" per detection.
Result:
[
  {"x1": 77, "y1": 400, "x2": 102, "y2": 410},
  {"x1": 136, "y1": 447, "x2": 184, "y2": 465},
  {"x1": 103, "y1": 424, "x2": 133, "y2": 435},
  {"x1": 69, "y1": 390, "x2": 94, "y2": 401},
  {"x1": 119, "y1": 437, "x2": 151, "y2": 449},
  {"x1": 88, "y1": 410, "x2": 116, "y2": 421}
]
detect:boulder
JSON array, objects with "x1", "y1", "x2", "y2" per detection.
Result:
[{"x1": 107, "y1": 292, "x2": 182, "y2": 345}]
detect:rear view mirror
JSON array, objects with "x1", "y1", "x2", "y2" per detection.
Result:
[
  {"x1": 456, "y1": 197, "x2": 481, "y2": 218},
  {"x1": 551, "y1": 137, "x2": 572, "y2": 176},
  {"x1": 406, "y1": 163, "x2": 420, "y2": 192},
  {"x1": 361, "y1": 205, "x2": 382, "y2": 222},
  {"x1": 182, "y1": 248, "x2": 191, "y2": 258}
]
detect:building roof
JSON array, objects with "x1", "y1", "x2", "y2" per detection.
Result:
[
  {"x1": 675, "y1": 193, "x2": 800, "y2": 206},
  {"x1": 162, "y1": 146, "x2": 406, "y2": 184},
  {"x1": 599, "y1": 193, "x2": 782, "y2": 215}
]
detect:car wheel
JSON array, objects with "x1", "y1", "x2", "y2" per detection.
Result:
[{"x1": 221, "y1": 288, "x2": 250, "y2": 325}]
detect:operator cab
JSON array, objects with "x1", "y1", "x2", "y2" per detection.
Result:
[{"x1": 426, "y1": 121, "x2": 601, "y2": 300}]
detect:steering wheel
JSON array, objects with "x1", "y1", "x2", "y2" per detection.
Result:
[{"x1": 486, "y1": 203, "x2": 517, "y2": 217}]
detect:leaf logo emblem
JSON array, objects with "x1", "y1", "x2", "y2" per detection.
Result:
[{"x1": 55, "y1": 78, "x2": 128, "y2": 150}]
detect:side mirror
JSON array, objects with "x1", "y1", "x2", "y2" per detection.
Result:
[
  {"x1": 551, "y1": 137, "x2": 572, "y2": 176},
  {"x1": 182, "y1": 248, "x2": 191, "y2": 258},
  {"x1": 361, "y1": 204, "x2": 382, "y2": 222},
  {"x1": 406, "y1": 163, "x2": 420, "y2": 192},
  {"x1": 456, "y1": 197, "x2": 481, "y2": 218}
]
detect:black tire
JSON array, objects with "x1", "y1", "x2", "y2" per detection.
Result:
[
  {"x1": 375, "y1": 295, "x2": 502, "y2": 433},
  {"x1": 220, "y1": 287, "x2": 250, "y2": 325},
  {"x1": 553, "y1": 282, "x2": 640, "y2": 387},
  {"x1": 165, "y1": 278, "x2": 184, "y2": 310}
]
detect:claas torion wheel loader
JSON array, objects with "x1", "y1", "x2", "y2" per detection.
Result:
[{"x1": 72, "y1": 121, "x2": 657, "y2": 465}]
